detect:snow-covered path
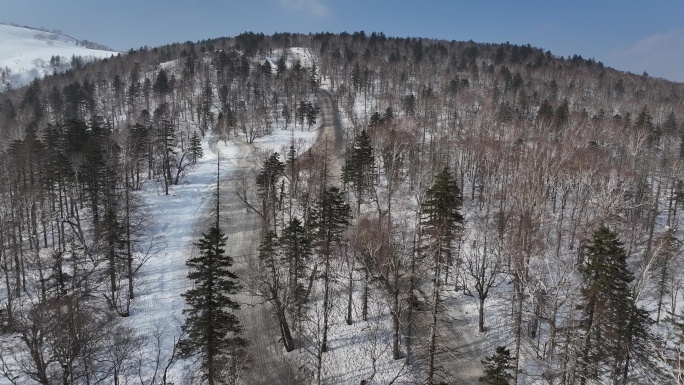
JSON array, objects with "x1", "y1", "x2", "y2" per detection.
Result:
[
  {"x1": 126, "y1": 137, "x2": 245, "y2": 380},
  {"x1": 130, "y1": 125, "x2": 318, "y2": 383},
  {"x1": 217, "y1": 138, "x2": 306, "y2": 384},
  {"x1": 411, "y1": 286, "x2": 486, "y2": 384}
]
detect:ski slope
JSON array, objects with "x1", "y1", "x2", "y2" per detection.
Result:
[{"x1": 0, "y1": 24, "x2": 117, "y2": 91}]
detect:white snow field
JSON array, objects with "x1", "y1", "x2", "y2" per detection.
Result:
[
  {"x1": 0, "y1": 23, "x2": 116, "y2": 91},
  {"x1": 127, "y1": 122, "x2": 318, "y2": 384}
]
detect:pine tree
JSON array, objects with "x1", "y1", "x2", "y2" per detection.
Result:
[
  {"x1": 421, "y1": 166, "x2": 464, "y2": 267},
  {"x1": 480, "y1": 346, "x2": 515, "y2": 385},
  {"x1": 280, "y1": 217, "x2": 313, "y2": 321},
  {"x1": 421, "y1": 166, "x2": 463, "y2": 384},
  {"x1": 537, "y1": 99, "x2": 554, "y2": 123},
  {"x1": 308, "y1": 186, "x2": 351, "y2": 353},
  {"x1": 180, "y1": 226, "x2": 245, "y2": 385},
  {"x1": 200, "y1": 80, "x2": 214, "y2": 135},
  {"x1": 156, "y1": 117, "x2": 176, "y2": 195},
  {"x1": 577, "y1": 225, "x2": 646, "y2": 384},
  {"x1": 342, "y1": 129, "x2": 374, "y2": 211},
  {"x1": 256, "y1": 152, "x2": 285, "y2": 233},
  {"x1": 189, "y1": 131, "x2": 203, "y2": 164}
]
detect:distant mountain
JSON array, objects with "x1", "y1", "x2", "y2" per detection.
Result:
[{"x1": 0, "y1": 23, "x2": 117, "y2": 91}]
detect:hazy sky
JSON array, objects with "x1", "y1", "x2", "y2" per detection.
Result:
[{"x1": 3, "y1": 0, "x2": 684, "y2": 82}]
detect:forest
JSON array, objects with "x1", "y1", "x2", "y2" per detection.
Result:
[{"x1": 1, "y1": 30, "x2": 684, "y2": 384}]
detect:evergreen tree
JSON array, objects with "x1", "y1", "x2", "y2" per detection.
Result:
[
  {"x1": 200, "y1": 80, "x2": 215, "y2": 135},
  {"x1": 308, "y1": 186, "x2": 351, "y2": 353},
  {"x1": 189, "y1": 131, "x2": 203, "y2": 164},
  {"x1": 553, "y1": 98, "x2": 569, "y2": 128},
  {"x1": 421, "y1": 166, "x2": 464, "y2": 261},
  {"x1": 480, "y1": 346, "x2": 515, "y2": 385},
  {"x1": 153, "y1": 69, "x2": 170, "y2": 100},
  {"x1": 537, "y1": 99, "x2": 554, "y2": 123},
  {"x1": 342, "y1": 129, "x2": 374, "y2": 211},
  {"x1": 577, "y1": 225, "x2": 648, "y2": 384},
  {"x1": 305, "y1": 102, "x2": 320, "y2": 128},
  {"x1": 256, "y1": 152, "x2": 285, "y2": 233},
  {"x1": 180, "y1": 226, "x2": 245, "y2": 385},
  {"x1": 280, "y1": 217, "x2": 313, "y2": 323},
  {"x1": 421, "y1": 166, "x2": 463, "y2": 384},
  {"x1": 156, "y1": 117, "x2": 176, "y2": 195}
]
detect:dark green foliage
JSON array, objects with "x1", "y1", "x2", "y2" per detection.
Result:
[
  {"x1": 480, "y1": 346, "x2": 515, "y2": 385},
  {"x1": 663, "y1": 111, "x2": 677, "y2": 134},
  {"x1": 155, "y1": 115, "x2": 177, "y2": 194},
  {"x1": 368, "y1": 107, "x2": 393, "y2": 126},
  {"x1": 189, "y1": 131, "x2": 203, "y2": 164},
  {"x1": 257, "y1": 153, "x2": 285, "y2": 197},
  {"x1": 403, "y1": 94, "x2": 416, "y2": 116},
  {"x1": 578, "y1": 225, "x2": 653, "y2": 383},
  {"x1": 256, "y1": 152, "x2": 285, "y2": 231},
  {"x1": 180, "y1": 226, "x2": 245, "y2": 384},
  {"x1": 280, "y1": 217, "x2": 312, "y2": 309},
  {"x1": 553, "y1": 99, "x2": 569, "y2": 128},
  {"x1": 153, "y1": 69, "x2": 170, "y2": 96},
  {"x1": 295, "y1": 101, "x2": 320, "y2": 128},
  {"x1": 635, "y1": 107, "x2": 653, "y2": 128},
  {"x1": 342, "y1": 130, "x2": 374, "y2": 210},
  {"x1": 309, "y1": 187, "x2": 351, "y2": 248},
  {"x1": 308, "y1": 186, "x2": 351, "y2": 352},
  {"x1": 537, "y1": 99, "x2": 554, "y2": 123},
  {"x1": 421, "y1": 166, "x2": 464, "y2": 253},
  {"x1": 200, "y1": 80, "x2": 214, "y2": 135}
]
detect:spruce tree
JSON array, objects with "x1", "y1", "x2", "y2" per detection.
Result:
[
  {"x1": 421, "y1": 166, "x2": 463, "y2": 384},
  {"x1": 180, "y1": 226, "x2": 244, "y2": 385},
  {"x1": 480, "y1": 346, "x2": 515, "y2": 385},
  {"x1": 256, "y1": 152, "x2": 285, "y2": 233},
  {"x1": 342, "y1": 129, "x2": 374, "y2": 212},
  {"x1": 577, "y1": 225, "x2": 650, "y2": 384},
  {"x1": 308, "y1": 186, "x2": 350, "y2": 353},
  {"x1": 189, "y1": 131, "x2": 203, "y2": 165},
  {"x1": 280, "y1": 217, "x2": 312, "y2": 322},
  {"x1": 421, "y1": 166, "x2": 464, "y2": 268}
]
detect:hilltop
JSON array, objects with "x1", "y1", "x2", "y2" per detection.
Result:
[{"x1": 0, "y1": 23, "x2": 116, "y2": 91}]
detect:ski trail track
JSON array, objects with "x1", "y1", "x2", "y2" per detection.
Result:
[
  {"x1": 411, "y1": 286, "x2": 486, "y2": 384},
  {"x1": 203, "y1": 138, "x2": 303, "y2": 384},
  {"x1": 218, "y1": 88, "x2": 341, "y2": 384}
]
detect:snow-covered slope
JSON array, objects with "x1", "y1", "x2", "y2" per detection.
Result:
[{"x1": 0, "y1": 24, "x2": 117, "y2": 91}]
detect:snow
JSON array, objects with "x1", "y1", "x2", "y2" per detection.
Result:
[
  {"x1": 0, "y1": 24, "x2": 117, "y2": 91},
  {"x1": 126, "y1": 122, "x2": 319, "y2": 382},
  {"x1": 262, "y1": 47, "x2": 317, "y2": 71},
  {"x1": 0, "y1": 43, "x2": 474, "y2": 384}
]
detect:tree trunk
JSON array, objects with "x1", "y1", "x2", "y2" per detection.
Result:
[
  {"x1": 346, "y1": 270, "x2": 353, "y2": 325},
  {"x1": 362, "y1": 267, "x2": 369, "y2": 321},
  {"x1": 392, "y1": 286, "x2": 401, "y2": 360},
  {"x1": 405, "y1": 230, "x2": 418, "y2": 364},
  {"x1": 427, "y1": 265, "x2": 440, "y2": 385},
  {"x1": 276, "y1": 303, "x2": 295, "y2": 352},
  {"x1": 322, "y1": 251, "x2": 330, "y2": 353},
  {"x1": 478, "y1": 295, "x2": 485, "y2": 333}
]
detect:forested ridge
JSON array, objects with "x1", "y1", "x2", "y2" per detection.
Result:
[{"x1": 1, "y1": 31, "x2": 684, "y2": 384}]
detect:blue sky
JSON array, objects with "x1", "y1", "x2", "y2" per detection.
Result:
[{"x1": 3, "y1": 0, "x2": 684, "y2": 82}]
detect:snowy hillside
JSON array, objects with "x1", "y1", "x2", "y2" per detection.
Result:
[{"x1": 0, "y1": 23, "x2": 117, "y2": 91}]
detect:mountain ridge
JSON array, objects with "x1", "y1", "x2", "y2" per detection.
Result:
[{"x1": 0, "y1": 23, "x2": 116, "y2": 91}]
